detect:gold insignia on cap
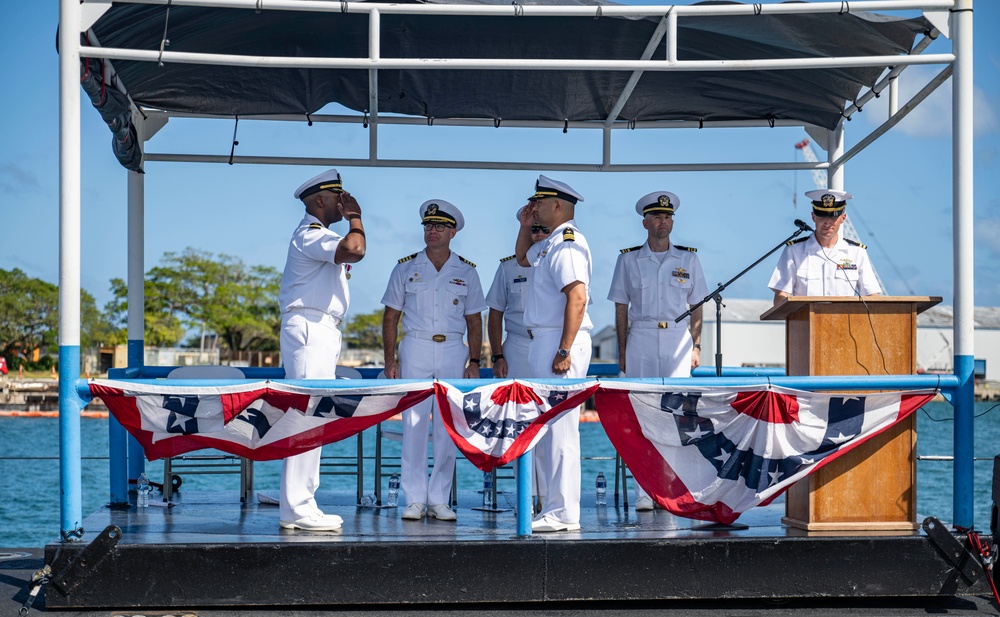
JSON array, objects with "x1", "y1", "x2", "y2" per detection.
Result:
[
  {"x1": 821, "y1": 194, "x2": 836, "y2": 208},
  {"x1": 658, "y1": 194, "x2": 671, "y2": 208},
  {"x1": 426, "y1": 203, "x2": 439, "y2": 216}
]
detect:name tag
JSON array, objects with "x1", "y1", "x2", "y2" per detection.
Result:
[{"x1": 513, "y1": 276, "x2": 527, "y2": 284}]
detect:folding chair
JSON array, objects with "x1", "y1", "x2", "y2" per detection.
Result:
[{"x1": 163, "y1": 365, "x2": 252, "y2": 502}]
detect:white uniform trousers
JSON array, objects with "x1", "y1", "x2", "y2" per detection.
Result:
[
  {"x1": 399, "y1": 335, "x2": 466, "y2": 507},
  {"x1": 278, "y1": 311, "x2": 342, "y2": 521},
  {"x1": 528, "y1": 329, "x2": 592, "y2": 525},
  {"x1": 503, "y1": 332, "x2": 547, "y2": 500},
  {"x1": 626, "y1": 324, "x2": 692, "y2": 502}
]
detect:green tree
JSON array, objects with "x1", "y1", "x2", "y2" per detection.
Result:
[
  {"x1": 343, "y1": 308, "x2": 400, "y2": 350},
  {"x1": 107, "y1": 249, "x2": 281, "y2": 352},
  {"x1": 104, "y1": 277, "x2": 187, "y2": 346},
  {"x1": 0, "y1": 268, "x2": 58, "y2": 360}
]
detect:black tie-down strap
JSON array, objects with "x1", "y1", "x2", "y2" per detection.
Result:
[{"x1": 48, "y1": 525, "x2": 122, "y2": 599}]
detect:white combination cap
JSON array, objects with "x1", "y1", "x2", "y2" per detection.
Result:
[
  {"x1": 635, "y1": 191, "x2": 680, "y2": 216},
  {"x1": 419, "y1": 199, "x2": 465, "y2": 232},
  {"x1": 527, "y1": 174, "x2": 584, "y2": 204},
  {"x1": 294, "y1": 169, "x2": 343, "y2": 200},
  {"x1": 805, "y1": 189, "x2": 852, "y2": 217}
]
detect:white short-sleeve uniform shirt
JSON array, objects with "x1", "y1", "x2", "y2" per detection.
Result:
[
  {"x1": 381, "y1": 250, "x2": 487, "y2": 333},
  {"x1": 607, "y1": 242, "x2": 708, "y2": 325},
  {"x1": 768, "y1": 234, "x2": 881, "y2": 297},
  {"x1": 278, "y1": 213, "x2": 350, "y2": 320},
  {"x1": 523, "y1": 220, "x2": 593, "y2": 332}
]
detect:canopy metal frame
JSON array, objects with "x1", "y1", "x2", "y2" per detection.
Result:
[{"x1": 57, "y1": 0, "x2": 975, "y2": 540}]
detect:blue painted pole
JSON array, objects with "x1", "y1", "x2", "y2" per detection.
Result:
[
  {"x1": 953, "y1": 355, "x2": 975, "y2": 528},
  {"x1": 58, "y1": 347, "x2": 83, "y2": 540},
  {"x1": 516, "y1": 451, "x2": 533, "y2": 537}
]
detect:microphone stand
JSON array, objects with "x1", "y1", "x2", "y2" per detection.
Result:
[{"x1": 676, "y1": 223, "x2": 811, "y2": 376}]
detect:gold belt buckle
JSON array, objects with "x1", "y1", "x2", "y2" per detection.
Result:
[
  {"x1": 432, "y1": 334, "x2": 446, "y2": 343},
  {"x1": 657, "y1": 322, "x2": 669, "y2": 329}
]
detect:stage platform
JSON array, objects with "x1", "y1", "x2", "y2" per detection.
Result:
[{"x1": 37, "y1": 489, "x2": 994, "y2": 611}]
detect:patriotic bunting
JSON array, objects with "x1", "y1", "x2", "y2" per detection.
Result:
[
  {"x1": 92, "y1": 378, "x2": 935, "y2": 523},
  {"x1": 595, "y1": 382, "x2": 936, "y2": 524},
  {"x1": 90, "y1": 380, "x2": 434, "y2": 461},
  {"x1": 435, "y1": 380, "x2": 599, "y2": 471}
]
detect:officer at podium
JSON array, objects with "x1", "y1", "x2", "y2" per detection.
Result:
[{"x1": 768, "y1": 189, "x2": 882, "y2": 306}]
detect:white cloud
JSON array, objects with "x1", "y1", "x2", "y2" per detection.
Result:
[{"x1": 858, "y1": 66, "x2": 998, "y2": 137}]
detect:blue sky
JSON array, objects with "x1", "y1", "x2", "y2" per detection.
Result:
[{"x1": 1, "y1": 1, "x2": 999, "y2": 335}]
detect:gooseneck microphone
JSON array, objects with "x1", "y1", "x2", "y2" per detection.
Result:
[{"x1": 794, "y1": 219, "x2": 814, "y2": 232}]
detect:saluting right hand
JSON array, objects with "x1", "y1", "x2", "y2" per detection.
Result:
[
  {"x1": 338, "y1": 192, "x2": 362, "y2": 219},
  {"x1": 519, "y1": 202, "x2": 536, "y2": 228}
]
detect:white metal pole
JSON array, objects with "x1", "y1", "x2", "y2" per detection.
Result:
[
  {"x1": 368, "y1": 9, "x2": 380, "y2": 161},
  {"x1": 125, "y1": 167, "x2": 147, "y2": 492},
  {"x1": 58, "y1": 0, "x2": 84, "y2": 541},
  {"x1": 826, "y1": 121, "x2": 845, "y2": 191},
  {"x1": 888, "y1": 77, "x2": 899, "y2": 116},
  {"x1": 951, "y1": 0, "x2": 974, "y2": 529}
]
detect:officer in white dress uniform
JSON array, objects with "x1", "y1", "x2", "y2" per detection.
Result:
[
  {"x1": 381, "y1": 200, "x2": 487, "y2": 522},
  {"x1": 515, "y1": 175, "x2": 592, "y2": 533},
  {"x1": 485, "y1": 208, "x2": 552, "y2": 502},
  {"x1": 768, "y1": 189, "x2": 882, "y2": 305},
  {"x1": 607, "y1": 191, "x2": 708, "y2": 511},
  {"x1": 278, "y1": 168, "x2": 366, "y2": 532}
]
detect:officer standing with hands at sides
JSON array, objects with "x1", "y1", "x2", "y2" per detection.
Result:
[
  {"x1": 381, "y1": 200, "x2": 487, "y2": 522},
  {"x1": 485, "y1": 207, "x2": 553, "y2": 504},
  {"x1": 278, "y1": 168, "x2": 366, "y2": 532},
  {"x1": 515, "y1": 175, "x2": 592, "y2": 533},
  {"x1": 768, "y1": 189, "x2": 882, "y2": 306},
  {"x1": 607, "y1": 191, "x2": 708, "y2": 511}
]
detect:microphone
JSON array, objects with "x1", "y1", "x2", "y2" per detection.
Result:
[{"x1": 794, "y1": 219, "x2": 814, "y2": 232}]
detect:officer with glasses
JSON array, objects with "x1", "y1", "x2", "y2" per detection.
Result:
[
  {"x1": 381, "y1": 199, "x2": 487, "y2": 522},
  {"x1": 768, "y1": 189, "x2": 882, "y2": 306}
]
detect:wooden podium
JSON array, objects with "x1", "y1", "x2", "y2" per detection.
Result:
[{"x1": 760, "y1": 296, "x2": 941, "y2": 531}]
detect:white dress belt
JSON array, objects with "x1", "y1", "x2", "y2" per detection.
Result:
[{"x1": 284, "y1": 307, "x2": 342, "y2": 327}]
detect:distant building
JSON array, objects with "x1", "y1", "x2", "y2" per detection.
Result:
[{"x1": 592, "y1": 299, "x2": 1000, "y2": 381}]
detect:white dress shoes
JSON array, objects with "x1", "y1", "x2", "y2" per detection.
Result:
[
  {"x1": 635, "y1": 496, "x2": 655, "y2": 511},
  {"x1": 401, "y1": 502, "x2": 427, "y2": 520},
  {"x1": 279, "y1": 512, "x2": 343, "y2": 531},
  {"x1": 427, "y1": 504, "x2": 457, "y2": 521},
  {"x1": 531, "y1": 515, "x2": 581, "y2": 533}
]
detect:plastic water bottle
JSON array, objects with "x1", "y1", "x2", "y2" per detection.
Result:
[
  {"x1": 482, "y1": 471, "x2": 494, "y2": 508},
  {"x1": 595, "y1": 471, "x2": 607, "y2": 506},
  {"x1": 137, "y1": 473, "x2": 151, "y2": 509},
  {"x1": 387, "y1": 474, "x2": 400, "y2": 507}
]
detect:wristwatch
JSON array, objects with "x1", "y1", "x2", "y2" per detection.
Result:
[
  {"x1": 490, "y1": 354, "x2": 504, "y2": 363},
  {"x1": 469, "y1": 358, "x2": 481, "y2": 365},
  {"x1": 693, "y1": 344, "x2": 702, "y2": 350},
  {"x1": 557, "y1": 348, "x2": 570, "y2": 358}
]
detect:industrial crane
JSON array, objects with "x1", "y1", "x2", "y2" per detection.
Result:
[{"x1": 794, "y1": 137, "x2": 887, "y2": 293}]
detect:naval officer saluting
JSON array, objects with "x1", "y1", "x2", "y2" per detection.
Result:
[
  {"x1": 607, "y1": 191, "x2": 708, "y2": 511},
  {"x1": 278, "y1": 168, "x2": 366, "y2": 531},
  {"x1": 381, "y1": 199, "x2": 487, "y2": 522},
  {"x1": 515, "y1": 175, "x2": 593, "y2": 533},
  {"x1": 485, "y1": 208, "x2": 553, "y2": 503},
  {"x1": 768, "y1": 189, "x2": 881, "y2": 306}
]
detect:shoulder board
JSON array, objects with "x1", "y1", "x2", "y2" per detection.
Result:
[
  {"x1": 397, "y1": 253, "x2": 418, "y2": 264},
  {"x1": 459, "y1": 255, "x2": 477, "y2": 268},
  {"x1": 500, "y1": 254, "x2": 516, "y2": 263},
  {"x1": 307, "y1": 223, "x2": 323, "y2": 230},
  {"x1": 562, "y1": 228, "x2": 575, "y2": 242},
  {"x1": 845, "y1": 238, "x2": 867, "y2": 249},
  {"x1": 785, "y1": 237, "x2": 808, "y2": 246},
  {"x1": 619, "y1": 245, "x2": 643, "y2": 254},
  {"x1": 674, "y1": 244, "x2": 697, "y2": 252}
]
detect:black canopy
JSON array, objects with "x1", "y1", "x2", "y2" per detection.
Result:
[{"x1": 83, "y1": 0, "x2": 931, "y2": 170}]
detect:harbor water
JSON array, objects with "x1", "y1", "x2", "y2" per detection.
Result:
[{"x1": 1, "y1": 400, "x2": 998, "y2": 548}]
